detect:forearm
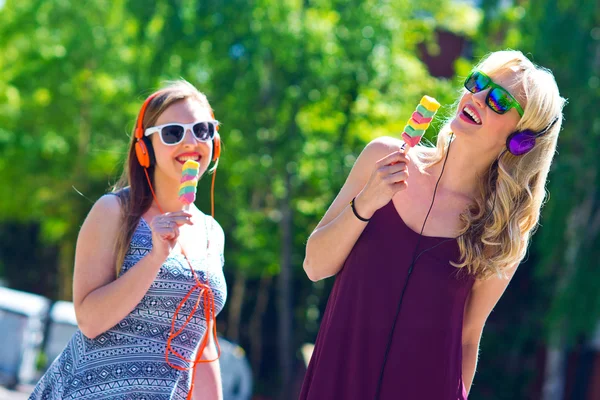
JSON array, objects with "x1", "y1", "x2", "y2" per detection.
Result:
[
  {"x1": 193, "y1": 338, "x2": 223, "y2": 400},
  {"x1": 75, "y1": 251, "x2": 165, "y2": 338},
  {"x1": 303, "y1": 196, "x2": 371, "y2": 281},
  {"x1": 462, "y1": 342, "x2": 480, "y2": 394}
]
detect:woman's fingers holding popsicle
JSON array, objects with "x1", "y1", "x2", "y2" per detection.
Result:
[
  {"x1": 381, "y1": 160, "x2": 408, "y2": 174},
  {"x1": 355, "y1": 153, "x2": 410, "y2": 218},
  {"x1": 152, "y1": 212, "x2": 194, "y2": 227},
  {"x1": 148, "y1": 212, "x2": 194, "y2": 255},
  {"x1": 377, "y1": 156, "x2": 409, "y2": 182},
  {"x1": 374, "y1": 169, "x2": 408, "y2": 188},
  {"x1": 149, "y1": 223, "x2": 176, "y2": 258},
  {"x1": 375, "y1": 150, "x2": 409, "y2": 169},
  {"x1": 383, "y1": 168, "x2": 409, "y2": 184},
  {"x1": 371, "y1": 154, "x2": 409, "y2": 186},
  {"x1": 159, "y1": 225, "x2": 180, "y2": 241},
  {"x1": 168, "y1": 212, "x2": 194, "y2": 226},
  {"x1": 162, "y1": 211, "x2": 193, "y2": 219}
]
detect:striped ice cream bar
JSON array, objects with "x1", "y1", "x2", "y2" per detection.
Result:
[
  {"x1": 401, "y1": 95, "x2": 441, "y2": 148},
  {"x1": 179, "y1": 160, "x2": 200, "y2": 205}
]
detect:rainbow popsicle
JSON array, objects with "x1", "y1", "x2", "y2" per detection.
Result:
[
  {"x1": 179, "y1": 160, "x2": 200, "y2": 206},
  {"x1": 401, "y1": 95, "x2": 440, "y2": 148}
]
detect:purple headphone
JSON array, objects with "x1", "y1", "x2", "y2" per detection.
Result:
[{"x1": 506, "y1": 116, "x2": 559, "y2": 156}]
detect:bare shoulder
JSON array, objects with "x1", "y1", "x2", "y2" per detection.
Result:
[
  {"x1": 72, "y1": 194, "x2": 125, "y2": 308},
  {"x1": 343, "y1": 136, "x2": 408, "y2": 187},
  {"x1": 88, "y1": 194, "x2": 122, "y2": 224},
  {"x1": 78, "y1": 194, "x2": 123, "y2": 243},
  {"x1": 74, "y1": 195, "x2": 123, "y2": 277},
  {"x1": 363, "y1": 136, "x2": 405, "y2": 159},
  {"x1": 364, "y1": 136, "x2": 428, "y2": 168}
]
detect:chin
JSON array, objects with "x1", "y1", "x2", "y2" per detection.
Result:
[{"x1": 449, "y1": 118, "x2": 462, "y2": 134}]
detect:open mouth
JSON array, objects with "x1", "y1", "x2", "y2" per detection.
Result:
[
  {"x1": 461, "y1": 106, "x2": 482, "y2": 125},
  {"x1": 176, "y1": 154, "x2": 201, "y2": 164}
]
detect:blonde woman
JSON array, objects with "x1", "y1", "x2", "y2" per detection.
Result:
[
  {"x1": 30, "y1": 81, "x2": 226, "y2": 400},
  {"x1": 300, "y1": 50, "x2": 566, "y2": 400}
]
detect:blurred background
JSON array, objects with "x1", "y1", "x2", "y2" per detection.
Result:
[{"x1": 0, "y1": 0, "x2": 598, "y2": 399}]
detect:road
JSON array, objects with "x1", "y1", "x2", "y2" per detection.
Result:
[{"x1": 0, "y1": 386, "x2": 31, "y2": 400}]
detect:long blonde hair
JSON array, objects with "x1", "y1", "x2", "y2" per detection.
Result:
[
  {"x1": 112, "y1": 80, "x2": 214, "y2": 277},
  {"x1": 421, "y1": 50, "x2": 566, "y2": 279}
]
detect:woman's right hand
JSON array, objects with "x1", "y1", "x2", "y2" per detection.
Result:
[
  {"x1": 149, "y1": 211, "x2": 194, "y2": 259},
  {"x1": 353, "y1": 150, "x2": 410, "y2": 219}
]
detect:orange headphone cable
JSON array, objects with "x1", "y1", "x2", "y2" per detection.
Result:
[{"x1": 143, "y1": 167, "x2": 221, "y2": 400}]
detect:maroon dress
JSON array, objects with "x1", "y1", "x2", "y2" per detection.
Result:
[{"x1": 300, "y1": 200, "x2": 474, "y2": 400}]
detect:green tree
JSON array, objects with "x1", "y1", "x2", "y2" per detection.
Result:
[{"x1": 0, "y1": 0, "x2": 141, "y2": 298}]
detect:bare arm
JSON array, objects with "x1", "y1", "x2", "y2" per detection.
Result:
[
  {"x1": 462, "y1": 341, "x2": 479, "y2": 396},
  {"x1": 72, "y1": 195, "x2": 191, "y2": 338},
  {"x1": 192, "y1": 217, "x2": 225, "y2": 400},
  {"x1": 462, "y1": 266, "x2": 518, "y2": 394},
  {"x1": 303, "y1": 137, "x2": 408, "y2": 281},
  {"x1": 192, "y1": 322, "x2": 223, "y2": 400}
]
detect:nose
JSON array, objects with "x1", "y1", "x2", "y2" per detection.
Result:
[
  {"x1": 182, "y1": 128, "x2": 196, "y2": 146},
  {"x1": 471, "y1": 89, "x2": 488, "y2": 109}
]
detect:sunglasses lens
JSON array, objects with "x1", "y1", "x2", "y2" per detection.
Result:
[
  {"x1": 193, "y1": 122, "x2": 215, "y2": 141},
  {"x1": 465, "y1": 71, "x2": 489, "y2": 93},
  {"x1": 160, "y1": 125, "x2": 185, "y2": 144},
  {"x1": 488, "y1": 87, "x2": 513, "y2": 114},
  {"x1": 508, "y1": 131, "x2": 536, "y2": 155}
]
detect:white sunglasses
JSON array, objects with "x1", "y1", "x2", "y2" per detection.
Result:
[{"x1": 144, "y1": 121, "x2": 219, "y2": 145}]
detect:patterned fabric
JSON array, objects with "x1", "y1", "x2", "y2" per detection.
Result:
[{"x1": 30, "y1": 215, "x2": 227, "y2": 400}]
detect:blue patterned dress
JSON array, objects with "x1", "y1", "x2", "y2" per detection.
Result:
[{"x1": 30, "y1": 214, "x2": 228, "y2": 400}]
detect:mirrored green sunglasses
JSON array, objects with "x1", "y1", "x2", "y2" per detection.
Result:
[{"x1": 464, "y1": 70, "x2": 524, "y2": 117}]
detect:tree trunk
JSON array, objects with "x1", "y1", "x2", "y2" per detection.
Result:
[
  {"x1": 278, "y1": 171, "x2": 294, "y2": 400},
  {"x1": 249, "y1": 273, "x2": 272, "y2": 379},
  {"x1": 57, "y1": 241, "x2": 75, "y2": 300},
  {"x1": 58, "y1": 67, "x2": 92, "y2": 301},
  {"x1": 227, "y1": 270, "x2": 247, "y2": 342},
  {"x1": 541, "y1": 335, "x2": 566, "y2": 400}
]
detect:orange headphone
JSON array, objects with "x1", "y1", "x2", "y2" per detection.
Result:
[{"x1": 134, "y1": 93, "x2": 222, "y2": 168}]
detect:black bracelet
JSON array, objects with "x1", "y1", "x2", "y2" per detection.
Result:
[{"x1": 350, "y1": 197, "x2": 370, "y2": 222}]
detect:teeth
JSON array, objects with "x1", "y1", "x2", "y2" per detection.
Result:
[
  {"x1": 464, "y1": 107, "x2": 481, "y2": 124},
  {"x1": 177, "y1": 155, "x2": 200, "y2": 162}
]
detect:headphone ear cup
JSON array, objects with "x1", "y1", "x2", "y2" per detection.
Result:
[
  {"x1": 135, "y1": 137, "x2": 155, "y2": 168},
  {"x1": 506, "y1": 129, "x2": 536, "y2": 156},
  {"x1": 212, "y1": 133, "x2": 221, "y2": 162},
  {"x1": 505, "y1": 131, "x2": 517, "y2": 155}
]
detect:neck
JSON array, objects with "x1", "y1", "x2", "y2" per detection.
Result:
[
  {"x1": 151, "y1": 169, "x2": 190, "y2": 213},
  {"x1": 428, "y1": 138, "x2": 499, "y2": 200}
]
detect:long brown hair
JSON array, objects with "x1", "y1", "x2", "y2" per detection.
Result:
[{"x1": 112, "y1": 80, "x2": 213, "y2": 277}]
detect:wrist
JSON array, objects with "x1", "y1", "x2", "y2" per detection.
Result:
[
  {"x1": 351, "y1": 194, "x2": 373, "y2": 222},
  {"x1": 147, "y1": 247, "x2": 169, "y2": 265}
]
